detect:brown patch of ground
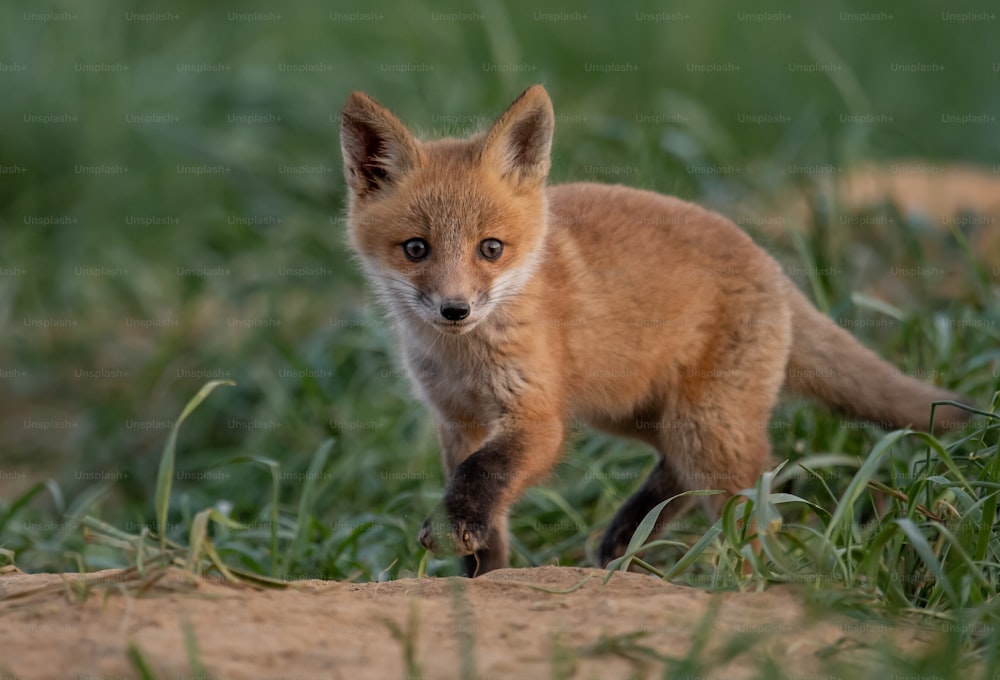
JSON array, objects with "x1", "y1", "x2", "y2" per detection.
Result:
[
  {"x1": 724, "y1": 161, "x2": 1000, "y2": 274},
  {"x1": 0, "y1": 565, "x2": 922, "y2": 679}
]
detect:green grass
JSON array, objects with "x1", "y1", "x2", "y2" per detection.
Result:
[{"x1": 1, "y1": 0, "x2": 999, "y2": 676}]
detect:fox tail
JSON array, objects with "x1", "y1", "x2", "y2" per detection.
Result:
[{"x1": 783, "y1": 285, "x2": 972, "y2": 432}]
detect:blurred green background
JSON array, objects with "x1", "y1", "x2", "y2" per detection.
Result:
[{"x1": 1, "y1": 0, "x2": 998, "y2": 579}]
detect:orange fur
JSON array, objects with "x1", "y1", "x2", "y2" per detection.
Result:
[{"x1": 340, "y1": 85, "x2": 972, "y2": 576}]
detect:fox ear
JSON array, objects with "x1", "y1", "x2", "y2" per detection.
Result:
[
  {"x1": 481, "y1": 85, "x2": 554, "y2": 186},
  {"x1": 340, "y1": 92, "x2": 421, "y2": 199}
]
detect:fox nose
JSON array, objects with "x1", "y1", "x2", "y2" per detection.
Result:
[{"x1": 440, "y1": 300, "x2": 471, "y2": 321}]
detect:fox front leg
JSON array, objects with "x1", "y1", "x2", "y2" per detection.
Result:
[
  {"x1": 418, "y1": 422, "x2": 564, "y2": 576},
  {"x1": 418, "y1": 432, "x2": 518, "y2": 575}
]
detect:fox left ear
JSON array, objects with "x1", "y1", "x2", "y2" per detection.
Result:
[{"x1": 481, "y1": 85, "x2": 554, "y2": 186}]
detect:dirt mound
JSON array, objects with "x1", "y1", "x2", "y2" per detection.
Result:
[{"x1": 0, "y1": 565, "x2": 922, "y2": 679}]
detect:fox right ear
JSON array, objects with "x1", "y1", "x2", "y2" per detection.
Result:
[
  {"x1": 340, "y1": 92, "x2": 421, "y2": 199},
  {"x1": 481, "y1": 85, "x2": 554, "y2": 187}
]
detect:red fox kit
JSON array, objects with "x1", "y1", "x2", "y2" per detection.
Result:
[{"x1": 339, "y1": 85, "x2": 971, "y2": 577}]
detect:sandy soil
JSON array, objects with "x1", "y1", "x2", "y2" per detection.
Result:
[{"x1": 0, "y1": 564, "x2": 924, "y2": 680}]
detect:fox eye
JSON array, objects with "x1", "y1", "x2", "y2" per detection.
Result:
[
  {"x1": 402, "y1": 238, "x2": 429, "y2": 261},
  {"x1": 479, "y1": 238, "x2": 503, "y2": 261}
]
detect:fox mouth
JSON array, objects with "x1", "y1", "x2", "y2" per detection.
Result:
[{"x1": 431, "y1": 318, "x2": 476, "y2": 335}]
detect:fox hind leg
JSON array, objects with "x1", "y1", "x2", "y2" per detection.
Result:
[
  {"x1": 598, "y1": 456, "x2": 693, "y2": 566},
  {"x1": 597, "y1": 405, "x2": 776, "y2": 569}
]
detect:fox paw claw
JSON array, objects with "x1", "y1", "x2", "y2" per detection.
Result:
[{"x1": 418, "y1": 512, "x2": 488, "y2": 556}]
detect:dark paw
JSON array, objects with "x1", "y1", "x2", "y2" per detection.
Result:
[
  {"x1": 418, "y1": 507, "x2": 490, "y2": 557},
  {"x1": 597, "y1": 526, "x2": 632, "y2": 567}
]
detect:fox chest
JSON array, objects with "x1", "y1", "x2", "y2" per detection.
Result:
[{"x1": 401, "y1": 339, "x2": 527, "y2": 424}]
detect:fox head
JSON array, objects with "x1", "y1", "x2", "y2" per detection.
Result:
[{"x1": 339, "y1": 85, "x2": 554, "y2": 335}]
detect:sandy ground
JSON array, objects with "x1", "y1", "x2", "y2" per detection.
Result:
[{"x1": 0, "y1": 564, "x2": 924, "y2": 680}]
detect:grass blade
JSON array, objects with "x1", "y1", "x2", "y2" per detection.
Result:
[
  {"x1": 609, "y1": 489, "x2": 721, "y2": 575},
  {"x1": 215, "y1": 454, "x2": 282, "y2": 576},
  {"x1": 285, "y1": 438, "x2": 334, "y2": 575},
  {"x1": 155, "y1": 380, "x2": 235, "y2": 551},
  {"x1": 126, "y1": 643, "x2": 158, "y2": 680},
  {"x1": 894, "y1": 518, "x2": 958, "y2": 605},
  {"x1": 824, "y1": 429, "x2": 910, "y2": 543}
]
